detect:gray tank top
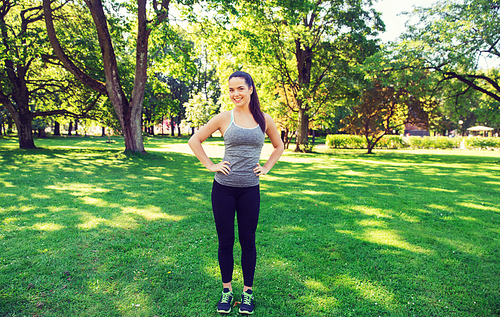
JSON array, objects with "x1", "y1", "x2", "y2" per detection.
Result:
[{"x1": 214, "y1": 110, "x2": 265, "y2": 187}]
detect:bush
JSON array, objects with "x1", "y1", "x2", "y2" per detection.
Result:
[
  {"x1": 465, "y1": 137, "x2": 500, "y2": 149},
  {"x1": 326, "y1": 134, "x2": 366, "y2": 149},
  {"x1": 325, "y1": 134, "x2": 500, "y2": 150},
  {"x1": 377, "y1": 135, "x2": 405, "y2": 149},
  {"x1": 406, "y1": 136, "x2": 458, "y2": 149}
]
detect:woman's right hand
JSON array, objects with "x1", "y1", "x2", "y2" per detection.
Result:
[{"x1": 209, "y1": 161, "x2": 231, "y2": 175}]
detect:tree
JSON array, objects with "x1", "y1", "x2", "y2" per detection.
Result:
[
  {"x1": 215, "y1": 0, "x2": 384, "y2": 151},
  {"x1": 43, "y1": 0, "x2": 172, "y2": 153},
  {"x1": 0, "y1": 0, "x2": 93, "y2": 148},
  {"x1": 183, "y1": 91, "x2": 218, "y2": 129},
  {"x1": 343, "y1": 79, "x2": 434, "y2": 154},
  {"x1": 399, "y1": 0, "x2": 500, "y2": 102}
]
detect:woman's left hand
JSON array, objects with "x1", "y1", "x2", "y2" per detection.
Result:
[{"x1": 253, "y1": 163, "x2": 269, "y2": 177}]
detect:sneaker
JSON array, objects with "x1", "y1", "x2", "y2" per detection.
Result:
[
  {"x1": 217, "y1": 288, "x2": 233, "y2": 314},
  {"x1": 239, "y1": 289, "x2": 254, "y2": 315}
]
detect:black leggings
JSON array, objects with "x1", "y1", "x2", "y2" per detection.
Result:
[{"x1": 211, "y1": 180, "x2": 260, "y2": 287}]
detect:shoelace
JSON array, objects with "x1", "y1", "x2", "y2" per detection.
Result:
[
  {"x1": 221, "y1": 292, "x2": 232, "y2": 303},
  {"x1": 242, "y1": 292, "x2": 253, "y2": 305}
]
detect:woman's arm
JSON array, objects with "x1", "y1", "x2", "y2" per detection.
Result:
[
  {"x1": 188, "y1": 113, "x2": 231, "y2": 175},
  {"x1": 253, "y1": 113, "x2": 284, "y2": 176}
]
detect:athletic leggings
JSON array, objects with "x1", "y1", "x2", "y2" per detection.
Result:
[{"x1": 211, "y1": 180, "x2": 260, "y2": 287}]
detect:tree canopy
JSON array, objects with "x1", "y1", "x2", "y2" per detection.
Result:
[{"x1": 1, "y1": 0, "x2": 499, "y2": 151}]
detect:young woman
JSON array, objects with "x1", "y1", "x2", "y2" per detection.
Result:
[{"x1": 188, "y1": 71, "x2": 284, "y2": 314}]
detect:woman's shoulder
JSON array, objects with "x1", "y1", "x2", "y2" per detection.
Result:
[
  {"x1": 210, "y1": 110, "x2": 231, "y2": 123},
  {"x1": 263, "y1": 112, "x2": 275, "y2": 123}
]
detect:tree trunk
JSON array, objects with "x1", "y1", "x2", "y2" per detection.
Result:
[
  {"x1": 294, "y1": 41, "x2": 313, "y2": 152},
  {"x1": 170, "y1": 115, "x2": 175, "y2": 136},
  {"x1": 0, "y1": 65, "x2": 36, "y2": 149},
  {"x1": 17, "y1": 114, "x2": 36, "y2": 149},
  {"x1": 102, "y1": 126, "x2": 106, "y2": 136},
  {"x1": 74, "y1": 119, "x2": 79, "y2": 135},
  {"x1": 366, "y1": 136, "x2": 374, "y2": 154},
  {"x1": 68, "y1": 121, "x2": 73, "y2": 135},
  {"x1": 177, "y1": 116, "x2": 181, "y2": 137},
  {"x1": 295, "y1": 107, "x2": 309, "y2": 151},
  {"x1": 54, "y1": 121, "x2": 61, "y2": 136}
]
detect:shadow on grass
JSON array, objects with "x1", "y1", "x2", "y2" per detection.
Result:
[
  {"x1": 0, "y1": 148, "x2": 224, "y2": 316},
  {"x1": 256, "y1": 150, "x2": 500, "y2": 316},
  {"x1": 1, "y1": 147, "x2": 499, "y2": 316}
]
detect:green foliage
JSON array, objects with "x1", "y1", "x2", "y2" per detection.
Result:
[
  {"x1": 183, "y1": 92, "x2": 219, "y2": 128},
  {"x1": 326, "y1": 134, "x2": 366, "y2": 149},
  {"x1": 326, "y1": 134, "x2": 500, "y2": 150},
  {"x1": 376, "y1": 135, "x2": 406, "y2": 149},
  {"x1": 397, "y1": 0, "x2": 500, "y2": 102},
  {"x1": 405, "y1": 136, "x2": 457, "y2": 149},
  {"x1": 465, "y1": 136, "x2": 500, "y2": 149},
  {"x1": 198, "y1": 0, "x2": 384, "y2": 147}
]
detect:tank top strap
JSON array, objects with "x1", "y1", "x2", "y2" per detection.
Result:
[{"x1": 230, "y1": 109, "x2": 234, "y2": 123}]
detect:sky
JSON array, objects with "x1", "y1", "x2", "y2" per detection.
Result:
[{"x1": 371, "y1": 0, "x2": 438, "y2": 43}]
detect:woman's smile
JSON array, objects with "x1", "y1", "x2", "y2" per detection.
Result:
[{"x1": 229, "y1": 77, "x2": 252, "y2": 107}]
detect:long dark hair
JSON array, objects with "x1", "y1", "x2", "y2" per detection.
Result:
[{"x1": 229, "y1": 71, "x2": 266, "y2": 133}]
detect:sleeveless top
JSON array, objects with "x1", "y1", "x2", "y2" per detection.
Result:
[{"x1": 214, "y1": 110, "x2": 265, "y2": 187}]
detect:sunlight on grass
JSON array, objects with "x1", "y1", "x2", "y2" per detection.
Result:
[
  {"x1": 302, "y1": 190, "x2": 332, "y2": 196},
  {"x1": 304, "y1": 278, "x2": 330, "y2": 292},
  {"x1": 203, "y1": 261, "x2": 221, "y2": 280},
  {"x1": 427, "y1": 204, "x2": 453, "y2": 211},
  {"x1": 46, "y1": 205, "x2": 72, "y2": 213},
  {"x1": 80, "y1": 197, "x2": 113, "y2": 207},
  {"x1": 121, "y1": 206, "x2": 185, "y2": 222},
  {"x1": 0, "y1": 180, "x2": 15, "y2": 187},
  {"x1": 142, "y1": 176, "x2": 163, "y2": 181},
  {"x1": 108, "y1": 213, "x2": 138, "y2": 229},
  {"x1": 19, "y1": 205, "x2": 36, "y2": 211},
  {"x1": 344, "y1": 169, "x2": 367, "y2": 176},
  {"x1": 434, "y1": 237, "x2": 481, "y2": 255},
  {"x1": 336, "y1": 274, "x2": 397, "y2": 309},
  {"x1": 46, "y1": 184, "x2": 110, "y2": 195},
  {"x1": 428, "y1": 187, "x2": 458, "y2": 193},
  {"x1": 31, "y1": 222, "x2": 65, "y2": 231},
  {"x1": 301, "y1": 294, "x2": 338, "y2": 312},
  {"x1": 277, "y1": 225, "x2": 306, "y2": 232},
  {"x1": 2, "y1": 217, "x2": 19, "y2": 224},
  {"x1": 362, "y1": 229, "x2": 432, "y2": 255},
  {"x1": 458, "y1": 202, "x2": 500, "y2": 212},
  {"x1": 351, "y1": 205, "x2": 390, "y2": 218},
  {"x1": 457, "y1": 215, "x2": 477, "y2": 221},
  {"x1": 31, "y1": 193, "x2": 51, "y2": 199},
  {"x1": 358, "y1": 219, "x2": 386, "y2": 227},
  {"x1": 77, "y1": 212, "x2": 108, "y2": 230}
]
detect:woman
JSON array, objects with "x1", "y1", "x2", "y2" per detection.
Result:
[{"x1": 188, "y1": 71, "x2": 284, "y2": 314}]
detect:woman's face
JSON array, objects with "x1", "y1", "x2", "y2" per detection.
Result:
[{"x1": 229, "y1": 77, "x2": 252, "y2": 108}]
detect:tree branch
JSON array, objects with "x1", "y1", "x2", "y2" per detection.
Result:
[
  {"x1": 442, "y1": 71, "x2": 500, "y2": 103},
  {"x1": 43, "y1": 0, "x2": 107, "y2": 95}
]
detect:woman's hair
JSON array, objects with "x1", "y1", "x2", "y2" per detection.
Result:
[{"x1": 229, "y1": 71, "x2": 266, "y2": 133}]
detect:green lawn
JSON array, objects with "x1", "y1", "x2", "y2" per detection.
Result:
[{"x1": 1, "y1": 136, "x2": 500, "y2": 316}]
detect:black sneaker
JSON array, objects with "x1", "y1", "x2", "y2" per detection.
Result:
[
  {"x1": 239, "y1": 289, "x2": 254, "y2": 315},
  {"x1": 217, "y1": 288, "x2": 233, "y2": 314}
]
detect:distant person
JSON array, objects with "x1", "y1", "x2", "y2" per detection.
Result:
[{"x1": 189, "y1": 71, "x2": 284, "y2": 314}]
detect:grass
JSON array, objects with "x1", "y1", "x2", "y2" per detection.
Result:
[{"x1": 1, "y1": 135, "x2": 500, "y2": 316}]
